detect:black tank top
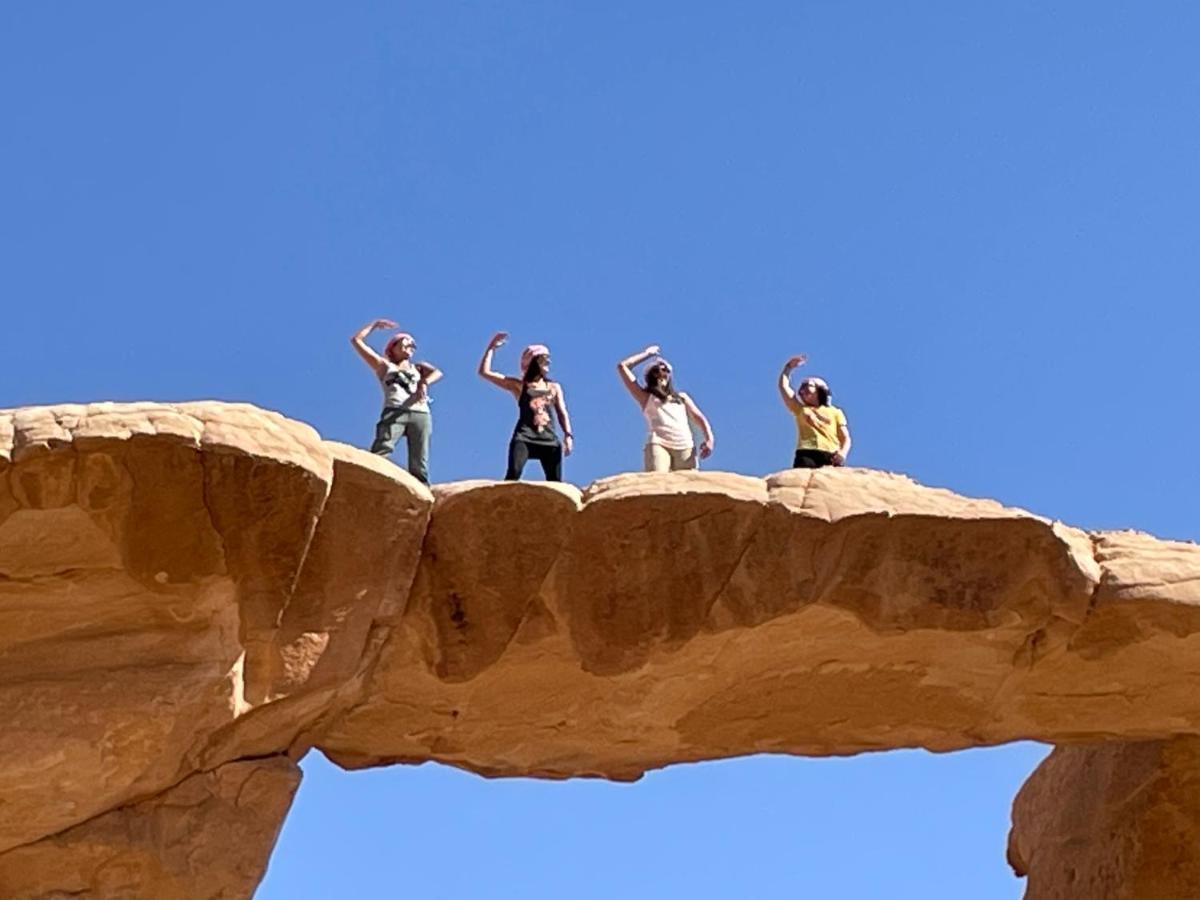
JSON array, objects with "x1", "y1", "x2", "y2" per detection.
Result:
[{"x1": 513, "y1": 381, "x2": 559, "y2": 445}]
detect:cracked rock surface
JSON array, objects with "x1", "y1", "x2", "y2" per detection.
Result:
[
  {"x1": 0, "y1": 401, "x2": 1197, "y2": 897},
  {"x1": 0, "y1": 757, "x2": 300, "y2": 900}
]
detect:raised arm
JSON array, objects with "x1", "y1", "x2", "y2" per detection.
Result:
[
  {"x1": 350, "y1": 318, "x2": 397, "y2": 377},
  {"x1": 680, "y1": 392, "x2": 715, "y2": 459},
  {"x1": 477, "y1": 331, "x2": 521, "y2": 396},
  {"x1": 553, "y1": 384, "x2": 574, "y2": 456},
  {"x1": 777, "y1": 354, "x2": 807, "y2": 413},
  {"x1": 616, "y1": 344, "x2": 659, "y2": 405}
]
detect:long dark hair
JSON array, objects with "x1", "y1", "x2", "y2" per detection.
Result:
[
  {"x1": 523, "y1": 355, "x2": 551, "y2": 384},
  {"x1": 800, "y1": 379, "x2": 832, "y2": 406},
  {"x1": 644, "y1": 363, "x2": 680, "y2": 402}
]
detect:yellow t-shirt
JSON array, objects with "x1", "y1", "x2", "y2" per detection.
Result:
[{"x1": 793, "y1": 403, "x2": 847, "y2": 452}]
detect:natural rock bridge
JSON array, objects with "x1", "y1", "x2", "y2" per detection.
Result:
[{"x1": 1, "y1": 402, "x2": 1197, "y2": 898}]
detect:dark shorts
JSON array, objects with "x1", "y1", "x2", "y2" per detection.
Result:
[{"x1": 793, "y1": 448, "x2": 835, "y2": 469}]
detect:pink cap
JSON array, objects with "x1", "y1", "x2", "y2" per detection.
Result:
[
  {"x1": 384, "y1": 331, "x2": 416, "y2": 360},
  {"x1": 520, "y1": 343, "x2": 551, "y2": 370}
]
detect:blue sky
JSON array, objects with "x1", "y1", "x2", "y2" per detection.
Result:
[{"x1": 2, "y1": 3, "x2": 1197, "y2": 896}]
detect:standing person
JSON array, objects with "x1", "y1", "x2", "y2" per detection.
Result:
[
  {"x1": 617, "y1": 344, "x2": 715, "y2": 472},
  {"x1": 778, "y1": 354, "x2": 851, "y2": 468},
  {"x1": 350, "y1": 318, "x2": 442, "y2": 484},
  {"x1": 478, "y1": 331, "x2": 573, "y2": 481}
]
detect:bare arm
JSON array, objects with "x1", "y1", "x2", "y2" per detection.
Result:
[
  {"x1": 833, "y1": 422, "x2": 852, "y2": 466},
  {"x1": 616, "y1": 344, "x2": 659, "y2": 405},
  {"x1": 777, "y1": 354, "x2": 807, "y2": 413},
  {"x1": 477, "y1": 331, "x2": 521, "y2": 397},
  {"x1": 408, "y1": 361, "x2": 444, "y2": 404},
  {"x1": 415, "y1": 361, "x2": 444, "y2": 388},
  {"x1": 554, "y1": 384, "x2": 574, "y2": 456},
  {"x1": 350, "y1": 318, "x2": 396, "y2": 377},
  {"x1": 680, "y1": 392, "x2": 715, "y2": 458}
]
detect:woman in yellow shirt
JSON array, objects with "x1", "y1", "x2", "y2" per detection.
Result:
[{"x1": 777, "y1": 354, "x2": 852, "y2": 468}]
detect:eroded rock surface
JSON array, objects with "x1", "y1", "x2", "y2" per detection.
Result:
[
  {"x1": 1009, "y1": 738, "x2": 1200, "y2": 899},
  {"x1": 0, "y1": 401, "x2": 1196, "y2": 897},
  {"x1": 0, "y1": 757, "x2": 300, "y2": 900},
  {"x1": 0, "y1": 402, "x2": 429, "y2": 864},
  {"x1": 320, "y1": 470, "x2": 1200, "y2": 780}
]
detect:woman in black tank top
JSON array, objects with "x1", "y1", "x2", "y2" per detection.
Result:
[{"x1": 477, "y1": 331, "x2": 574, "y2": 481}]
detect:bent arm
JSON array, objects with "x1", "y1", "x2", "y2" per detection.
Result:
[
  {"x1": 777, "y1": 354, "x2": 807, "y2": 413},
  {"x1": 834, "y1": 422, "x2": 852, "y2": 464},
  {"x1": 554, "y1": 384, "x2": 573, "y2": 438},
  {"x1": 416, "y1": 361, "x2": 444, "y2": 388},
  {"x1": 617, "y1": 347, "x2": 656, "y2": 405},
  {"x1": 477, "y1": 340, "x2": 520, "y2": 396},
  {"x1": 681, "y1": 393, "x2": 715, "y2": 447},
  {"x1": 777, "y1": 369, "x2": 799, "y2": 412},
  {"x1": 351, "y1": 320, "x2": 390, "y2": 377}
]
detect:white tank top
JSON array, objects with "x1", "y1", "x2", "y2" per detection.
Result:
[
  {"x1": 642, "y1": 394, "x2": 693, "y2": 450},
  {"x1": 379, "y1": 361, "x2": 430, "y2": 412}
]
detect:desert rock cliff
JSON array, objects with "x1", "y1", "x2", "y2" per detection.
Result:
[{"x1": 0, "y1": 401, "x2": 1196, "y2": 898}]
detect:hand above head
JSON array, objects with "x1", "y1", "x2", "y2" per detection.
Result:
[
  {"x1": 784, "y1": 354, "x2": 808, "y2": 370},
  {"x1": 644, "y1": 344, "x2": 661, "y2": 357},
  {"x1": 488, "y1": 331, "x2": 509, "y2": 349},
  {"x1": 371, "y1": 318, "x2": 398, "y2": 331}
]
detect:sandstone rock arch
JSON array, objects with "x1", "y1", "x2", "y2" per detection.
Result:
[{"x1": 0, "y1": 402, "x2": 1196, "y2": 898}]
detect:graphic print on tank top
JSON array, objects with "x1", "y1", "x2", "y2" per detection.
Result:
[
  {"x1": 515, "y1": 382, "x2": 559, "y2": 445},
  {"x1": 379, "y1": 362, "x2": 429, "y2": 410}
]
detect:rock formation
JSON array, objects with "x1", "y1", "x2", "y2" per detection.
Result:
[
  {"x1": 0, "y1": 401, "x2": 1196, "y2": 897},
  {"x1": 1009, "y1": 738, "x2": 1200, "y2": 899},
  {"x1": 0, "y1": 758, "x2": 300, "y2": 900}
]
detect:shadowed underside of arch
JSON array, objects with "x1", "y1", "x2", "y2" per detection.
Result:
[{"x1": 0, "y1": 402, "x2": 1196, "y2": 898}]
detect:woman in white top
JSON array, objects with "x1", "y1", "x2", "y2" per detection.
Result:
[
  {"x1": 350, "y1": 318, "x2": 443, "y2": 484},
  {"x1": 617, "y1": 344, "x2": 715, "y2": 472}
]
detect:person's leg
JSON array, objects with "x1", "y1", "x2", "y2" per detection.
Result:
[
  {"x1": 535, "y1": 443, "x2": 564, "y2": 481},
  {"x1": 370, "y1": 409, "x2": 402, "y2": 456},
  {"x1": 404, "y1": 412, "x2": 432, "y2": 484},
  {"x1": 669, "y1": 446, "x2": 698, "y2": 471},
  {"x1": 644, "y1": 443, "x2": 671, "y2": 472},
  {"x1": 505, "y1": 438, "x2": 529, "y2": 480}
]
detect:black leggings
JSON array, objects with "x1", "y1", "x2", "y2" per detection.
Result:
[
  {"x1": 793, "y1": 449, "x2": 835, "y2": 469},
  {"x1": 506, "y1": 439, "x2": 563, "y2": 481}
]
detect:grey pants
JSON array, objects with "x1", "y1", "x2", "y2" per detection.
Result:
[{"x1": 370, "y1": 408, "x2": 431, "y2": 484}]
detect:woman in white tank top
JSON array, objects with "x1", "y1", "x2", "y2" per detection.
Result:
[
  {"x1": 350, "y1": 317, "x2": 443, "y2": 484},
  {"x1": 617, "y1": 344, "x2": 716, "y2": 472}
]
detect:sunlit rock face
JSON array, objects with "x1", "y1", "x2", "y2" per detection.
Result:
[
  {"x1": 0, "y1": 402, "x2": 430, "y2": 869},
  {"x1": 320, "y1": 472, "x2": 1200, "y2": 780},
  {"x1": 0, "y1": 757, "x2": 300, "y2": 900},
  {"x1": 0, "y1": 401, "x2": 1197, "y2": 898},
  {"x1": 1009, "y1": 738, "x2": 1200, "y2": 899}
]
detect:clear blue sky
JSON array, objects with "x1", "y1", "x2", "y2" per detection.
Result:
[{"x1": 3, "y1": 3, "x2": 1197, "y2": 897}]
